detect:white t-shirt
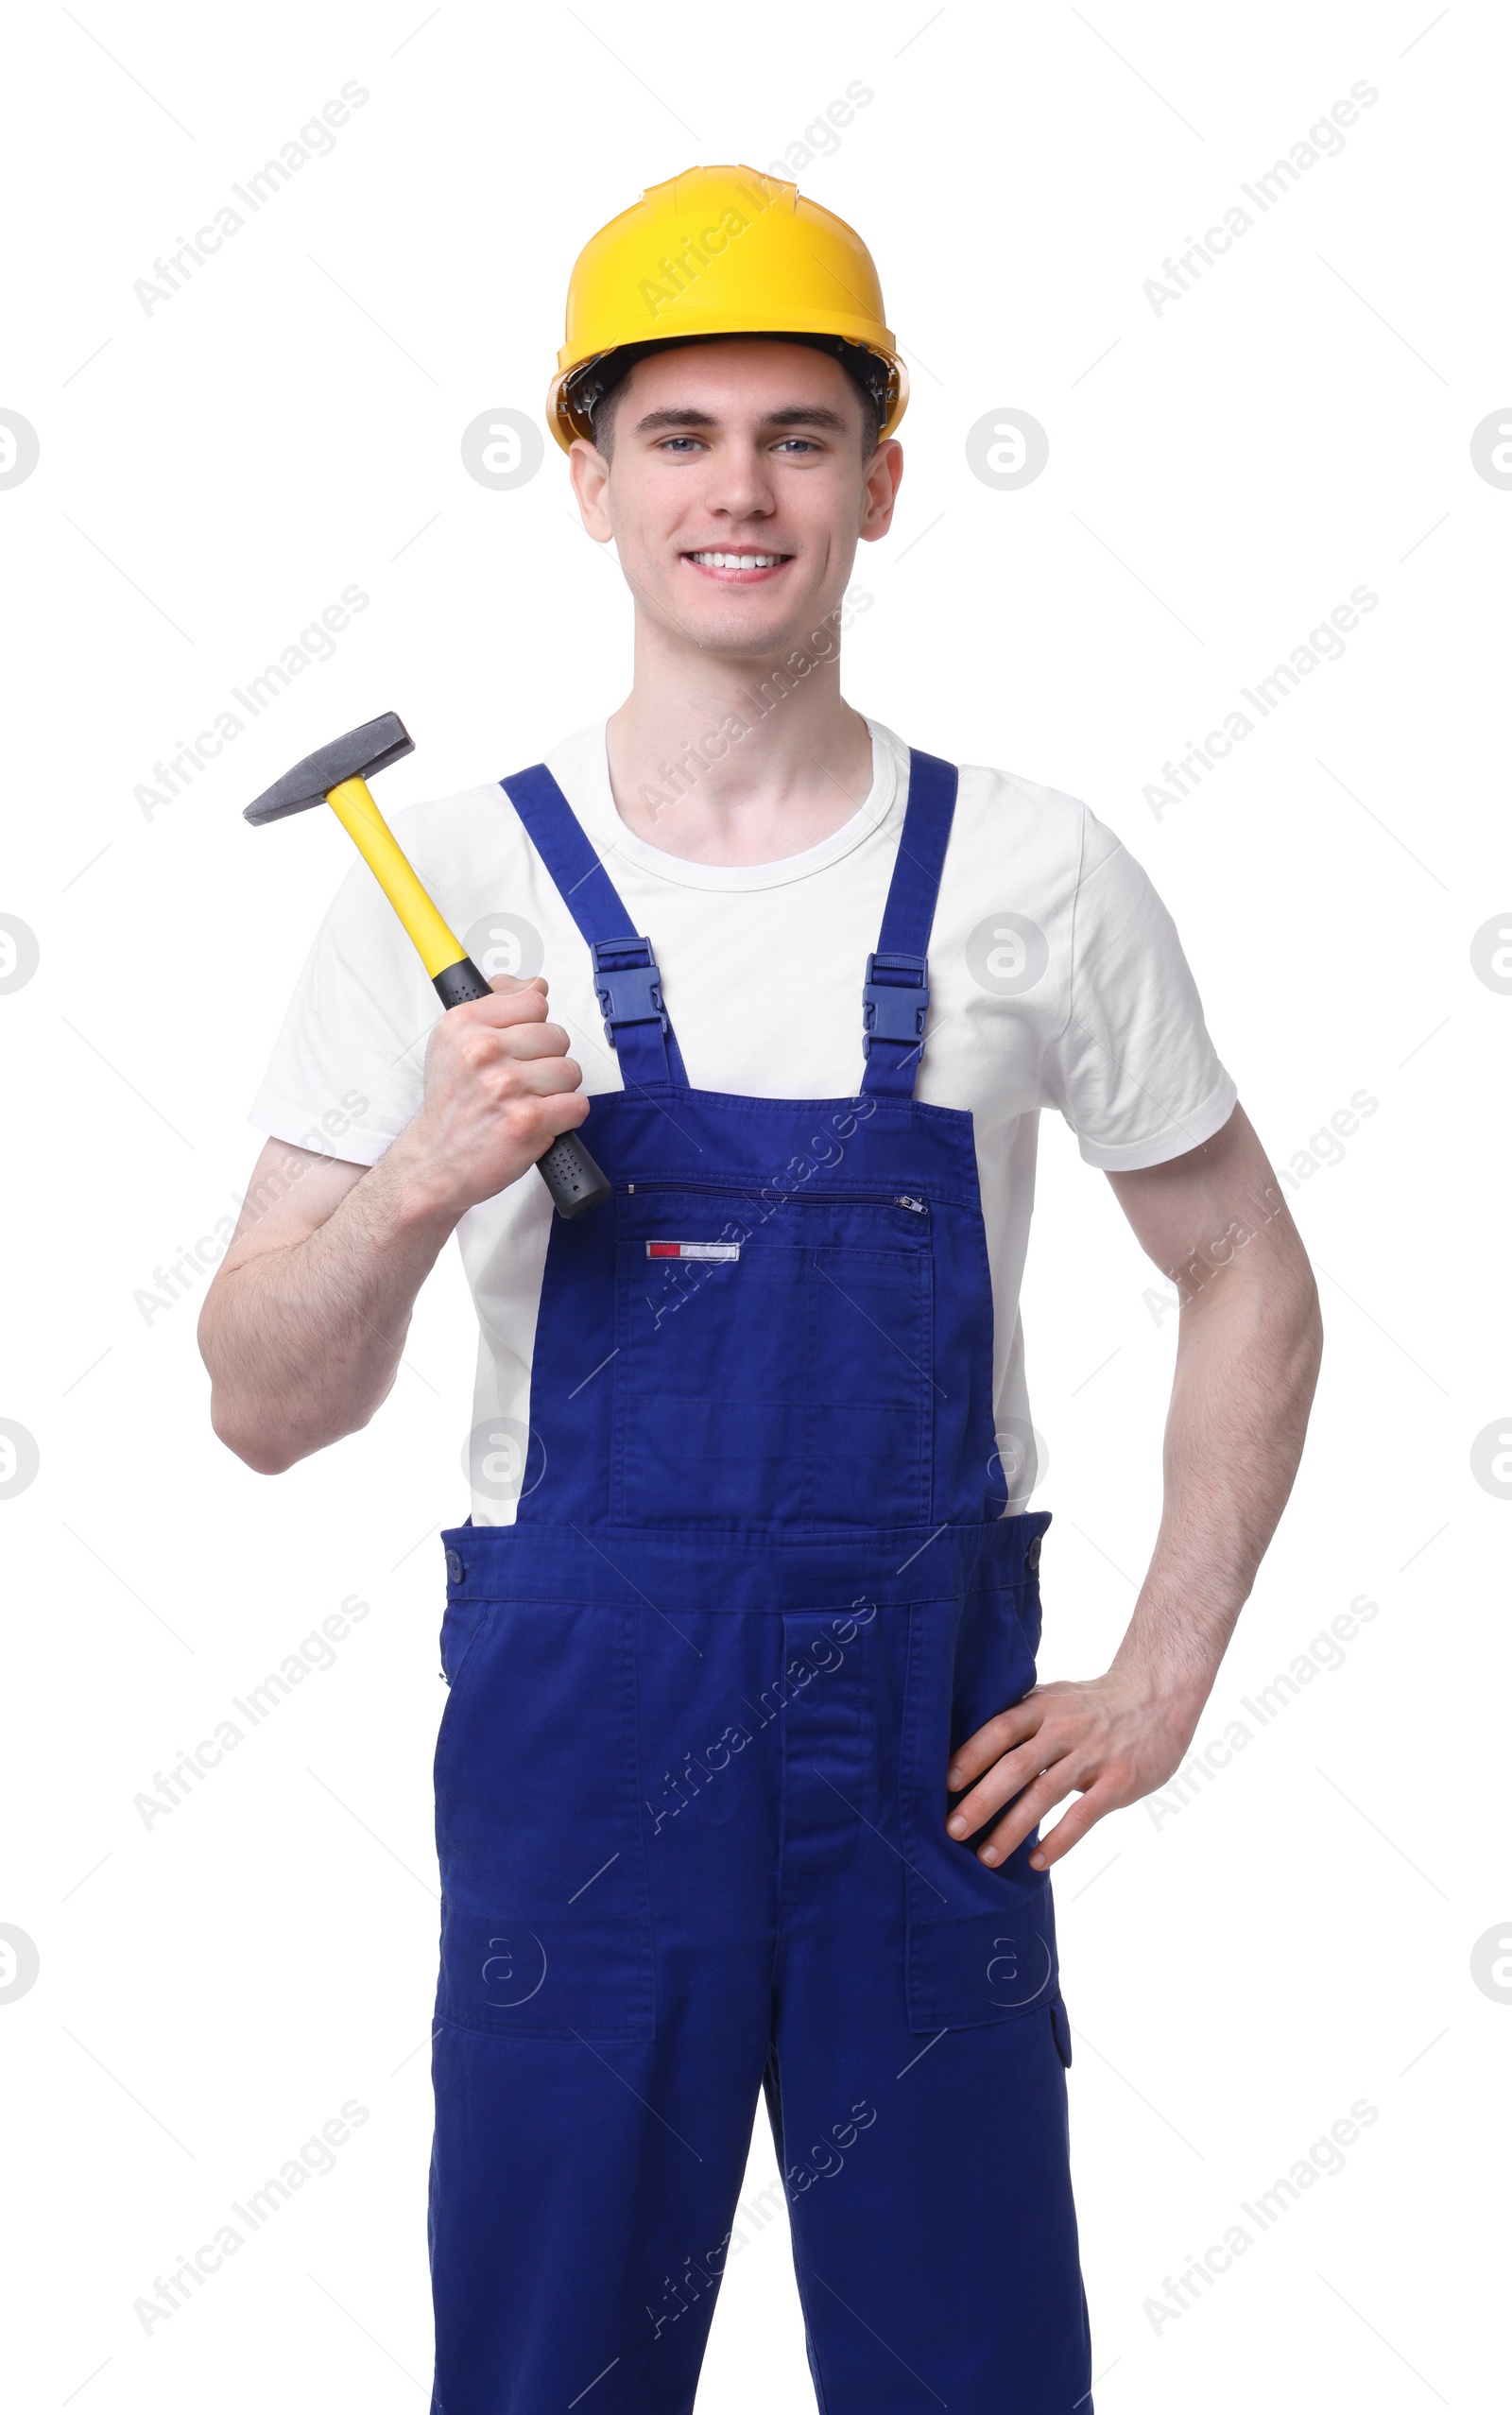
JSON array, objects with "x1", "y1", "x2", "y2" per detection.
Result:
[{"x1": 249, "y1": 718, "x2": 1237, "y2": 1523}]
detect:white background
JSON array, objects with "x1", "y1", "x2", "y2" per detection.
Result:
[{"x1": 2, "y1": 2, "x2": 1506, "y2": 2408}]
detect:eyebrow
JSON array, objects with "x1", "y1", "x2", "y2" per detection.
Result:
[{"x1": 632, "y1": 404, "x2": 851, "y2": 435}]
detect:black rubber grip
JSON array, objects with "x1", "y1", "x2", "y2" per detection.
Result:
[
  {"x1": 431, "y1": 955, "x2": 610, "y2": 1218},
  {"x1": 432, "y1": 956, "x2": 493, "y2": 1009},
  {"x1": 537, "y1": 1130, "x2": 612, "y2": 1220}
]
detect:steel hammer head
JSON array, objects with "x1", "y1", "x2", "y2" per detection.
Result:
[{"x1": 243, "y1": 713, "x2": 414, "y2": 825}]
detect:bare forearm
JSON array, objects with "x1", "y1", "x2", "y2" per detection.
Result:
[
  {"x1": 945, "y1": 1110, "x2": 1324, "y2": 1872},
  {"x1": 1112, "y1": 1246, "x2": 1322, "y2": 1714},
  {"x1": 201, "y1": 1142, "x2": 457, "y2": 1472},
  {"x1": 202, "y1": 980, "x2": 590, "y2": 1475}
]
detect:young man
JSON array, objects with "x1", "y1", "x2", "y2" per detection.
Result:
[{"x1": 200, "y1": 169, "x2": 1321, "y2": 2415}]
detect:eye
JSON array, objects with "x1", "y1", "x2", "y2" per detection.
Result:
[
  {"x1": 774, "y1": 437, "x2": 819, "y2": 454},
  {"x1": 658, "y1": 435, "x2": 706, "y2": 454}
]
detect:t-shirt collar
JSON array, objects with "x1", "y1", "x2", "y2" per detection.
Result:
[{"x1": 543, "y1": 717, "x2": 903, "y2": 894}]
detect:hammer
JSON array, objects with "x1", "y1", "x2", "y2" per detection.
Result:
[{"x1": 245, "y1": 713, "x2": 610, "y2": 1218}]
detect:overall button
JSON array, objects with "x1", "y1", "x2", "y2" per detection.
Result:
[
  {"x1": 444, "y1": 1548, "x2": 465, "y2": 1586},
  {"x1": 1025, "y1": 1535, "x2": 1041, "y2": 1574}
]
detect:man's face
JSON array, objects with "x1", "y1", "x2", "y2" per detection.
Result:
[{"x1": 569, "y1": 338, "x2": 902, "y2": 660}]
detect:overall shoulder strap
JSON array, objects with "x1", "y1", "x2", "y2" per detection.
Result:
[
  {"x1": 500, "y1": 763, "x2": 687, "y2": 1090},
  {"x1": 860, "y1": 748, "x2": 960, "y2": 1099}
]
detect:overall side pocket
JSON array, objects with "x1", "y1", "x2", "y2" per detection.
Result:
[
  {"x1": 434, "y1": 1596, "x2": 655, "y2": 2042},
  {"x1": 899, "y1": 1594, "x2": 1060, "y2": 2033},
  {"x1": 433, "y1": 1595, "x2": 497, "y2": 1801}
]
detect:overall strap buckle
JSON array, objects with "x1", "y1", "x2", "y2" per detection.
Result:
[
  {"x1": 862, "y1": 950, "x2": 930, "y2": 1054},
  {"x1": 591, "y1": 935, "x2": 669, "y2": 1050}
]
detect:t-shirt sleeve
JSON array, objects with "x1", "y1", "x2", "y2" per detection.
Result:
[
  {"x1": 247, "y1": 850, "x2": 440, "y2": 1166},
  {"x1": 1042, "y1": 808, "x2": 1238, "y2": 1170}
]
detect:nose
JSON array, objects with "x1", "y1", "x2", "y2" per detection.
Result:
[{"x1": 698, "y1": 440, "x2": 777, "y2": 525}]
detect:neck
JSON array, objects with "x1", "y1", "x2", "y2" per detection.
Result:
[{"x1": 605, "y1": 610, "x2": 873, "y2": 865}]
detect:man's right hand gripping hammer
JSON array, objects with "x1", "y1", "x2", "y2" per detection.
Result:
[{"x1": 244, "y1": 714, "x2": 611, "y2": 1219}]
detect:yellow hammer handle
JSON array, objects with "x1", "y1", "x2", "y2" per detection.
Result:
[{"x1": 324, "y1": 776, "x2": 465, "y2": 981}]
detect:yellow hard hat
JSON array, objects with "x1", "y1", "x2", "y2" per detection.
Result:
[{"x1": 547, "y1": 165, "x2": 907, "y2": 453}]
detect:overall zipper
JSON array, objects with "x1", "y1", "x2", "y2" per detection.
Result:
[{"x1": 624, "y1": 1180, "x2": 928, "y2": 1215}]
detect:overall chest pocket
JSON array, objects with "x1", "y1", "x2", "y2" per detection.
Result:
[{"x1": 611, "y1": 1185, "x2": 935, "y2": 1527}]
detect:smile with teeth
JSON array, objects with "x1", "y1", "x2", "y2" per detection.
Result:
[{"x1": 685, "y1": 549, "x2": 790, "y2": 569}]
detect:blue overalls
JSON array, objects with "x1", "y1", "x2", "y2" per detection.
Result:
[{"x1": 429, "y1": 750, "x2": 1092, "y2": 2414}]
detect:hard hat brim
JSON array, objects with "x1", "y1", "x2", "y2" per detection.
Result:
[{"x1": 547, "y1": 329, "x2": 908, "y2": 453}]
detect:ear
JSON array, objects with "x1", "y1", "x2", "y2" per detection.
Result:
[
  {"x1": 569, "y1": 436, "x2": 613, "y2": 542},
  {"x1": 859, "y1": 438, "x2": 903, "y2": 543}
]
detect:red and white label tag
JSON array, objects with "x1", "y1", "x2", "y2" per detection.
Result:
[{"x1": 645, "y1": 1240, "x2": 741, "y2": 1263}]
